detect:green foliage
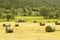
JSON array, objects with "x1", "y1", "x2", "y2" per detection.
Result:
[
  {"x1": 40, "y1": 6, "x2": 50, "y2": 18},
  {"x1": 6, "y1": 15, "x2": 11, "y2": 21},
  {"x1": 0, "y1": 0, "x2": 60, "y2": 19}
]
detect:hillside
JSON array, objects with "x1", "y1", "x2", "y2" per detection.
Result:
[{"x1": 0, "y1": 0, "x2": 60, "y2": 8}]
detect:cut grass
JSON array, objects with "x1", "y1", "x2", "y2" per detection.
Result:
[{"x1": 0, "y1": 22, "x2": 60, "y2": 40}]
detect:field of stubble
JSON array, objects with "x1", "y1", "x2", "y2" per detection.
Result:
[{"x1": 0, "y1": 22, "x2": 60, "y2": 40}]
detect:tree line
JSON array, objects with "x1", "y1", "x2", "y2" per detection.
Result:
[
  {"x1": 0, "y1": 6, "x2": 60, "y2": 20},
  {"x1": 0, "y1": 0, "x2": 60, "y2": 21}
]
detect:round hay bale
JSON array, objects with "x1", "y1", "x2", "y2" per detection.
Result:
[
  {"x1": 45, "y1": 25, "x2": 55, "y2": 32},
  {"x1": 15, "y1": 24, "x2": 19, "y2": 27},
  {"x1": 55, "y1": 21, "x2": 60, "y2": 25},
  {"x1": 33, "y1": 21, "x2": 37, "y2": 23},
  {"x1": 3, "y1": 24, "x2": 10, "y2": 27},
  {"x1": 22, "y1": 20, "x2": 26, "y2": 22},
  {"x1": 18, "y1": 19, "x2": 26, "y2": 23},
  {"x1": 5, "y1": 24, "x2": 11, "y2": 27},
  {"x1": 40, "y1": 22, "x2": 45, "y2": 26},
  {"x1": 6, "y1": 27, "x2": 13, "y2": 33},
  {"x1": 3, "y1": 24, "x2": 6, "y2": 27}
]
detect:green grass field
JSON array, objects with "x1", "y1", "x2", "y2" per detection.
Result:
[
  {"x1": 0, "y1": 16, "x2": 60, "y2": 40},
  {"x1": 15, "y1": 16, "x2": 60, "y2": 23},
  {"x1": 0, "y1": 16, "x2": 60, "y2": 22}
]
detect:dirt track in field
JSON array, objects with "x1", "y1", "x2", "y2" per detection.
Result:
[{"x1": 0, "y1": 22, "x2": 60, "y2": 40}]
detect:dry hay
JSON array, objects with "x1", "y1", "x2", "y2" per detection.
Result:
[
  {"x1": 40, "y1": 22, "x2": 45, "y2": 26},
  {"x1": 6, "y1": 27, "x2": 13, "y2": 33},
  {"x1": 3, "y1": 24, "x2": 6, "y2": 27},
  {"x1": 55, "y1": 21, "x2": 60, "y2": 25},
  {"x1": 33, "y1": 21, "x2": 37, "y2": 23},
  {"x1": 45, "y1": 25, "x2": 55, "y2": 32},
  {"x1": 3, "y1": 24, "x2": 11, "y2": 27},
  {"x1": 15, "y1": 23, "x2": 19, "y2": 27},
  {"x1": 18, "y1": 19, "x2": 26, "y2": 23}
]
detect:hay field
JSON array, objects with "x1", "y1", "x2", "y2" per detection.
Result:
[{"x1": 0, "y1": 22, "x2": 60, "y2": 40}]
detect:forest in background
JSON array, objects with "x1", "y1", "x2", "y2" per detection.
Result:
[{"x1": 0, "y1": 0, "x2": 60, "y2": 19}]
